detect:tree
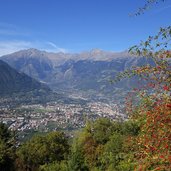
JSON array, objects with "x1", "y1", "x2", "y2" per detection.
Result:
[
  {"x1": 68, "y1": 118, "x2": 141, "y2": 171},
  {"x1": 114, "y1": 23, "x2": 171, "y2": 170},
  {"x1": 0, "y1": 122, "x2": 12, "y2": 142},
  {"x1": 0, "y1": 123, "x2": 15, "y2": 171},
  {"x1": 16, "y1": 131, "x2": 69, "y2": 171},
  {"x1": 39, "y1": 161, "x2": 69, "y2": 171}
]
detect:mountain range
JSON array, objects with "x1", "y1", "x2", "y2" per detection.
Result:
[{"x1": 0, "y1": 48, "x2": 155, "y2": 103}]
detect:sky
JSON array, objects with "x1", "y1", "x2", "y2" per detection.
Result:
[{"x1": 0, "y1": 0, "x2": 171, "y2": 56}]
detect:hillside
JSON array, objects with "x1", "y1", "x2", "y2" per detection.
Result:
[{"x1": 0, "y1": 60, "x2": 50, "y2": 96}]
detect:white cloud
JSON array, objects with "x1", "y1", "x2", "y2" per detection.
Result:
[
  {"x1": 47, "y1": 41, "x2": 58, "y2": 49},
  {"x1": 0, "y1": 22, "x2": 67, "y2": 55},
  {"x1": 0, "y1": 40, "x2": 67, "y2": 56},
  {"x1": 45, "y1": 41, "x2": 67, "y2": 53},
  {"x1": 0, "y1": 40, "x2": 32, "y2": 56}
]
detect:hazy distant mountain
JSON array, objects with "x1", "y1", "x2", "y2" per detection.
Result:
[
  {"x1": 1, "y1": 48, "x2": 155, "y2": 102},
  {"x1": 52, "y1": 56, "x2": 154, "y2": 91},
  {"x1": 0, "y1": 60, "x2": 50, "y2": 96},
  {"x1": 1, "y1": 48, "x2": 53, "y2": 80},
  {"x1": 1, "y1": 48, "x2": 135, "y2": 83}
]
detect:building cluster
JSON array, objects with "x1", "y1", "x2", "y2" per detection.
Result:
[{"x1": 0, "y1": 101, "x2": 127, "y2": 135}]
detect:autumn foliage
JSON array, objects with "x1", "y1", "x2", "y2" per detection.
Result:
[{"x1": 122, "y1": 27, "x2": 171, "y2": 170}]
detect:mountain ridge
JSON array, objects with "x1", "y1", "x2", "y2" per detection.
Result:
[
  {"x1": 0, "y1": 48, "x2": 154, "y2": 103},
  {"x1": 0, "y1": 48, "x2": 134, "y2": 82},
  {"x1": 0, "y1": 59, "x2": 51, "y2": 96}
]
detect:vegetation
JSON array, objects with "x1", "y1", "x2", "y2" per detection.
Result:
[
  {"x1": 0, "y1": 1, "x2": 170, "y2": 171},
  {"x1": 126, "y1": 26, "x2": 171, "y2": 170},
  {"x1": 132, "y1": 0, "x2": 166, "y2": 16},
  {"x1": 0, "y1": 123, "x2": 16, "y2": 171},
  {"x1": 16, "y1": 132, "x2": 69, "y2": 171}
]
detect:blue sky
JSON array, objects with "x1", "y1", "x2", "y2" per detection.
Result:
[{"x1": 0, "y1": 0, "x2": 171, "y2": 55}]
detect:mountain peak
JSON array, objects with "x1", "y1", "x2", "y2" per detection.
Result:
[
  {"x1": 27, "y1": 48, "x2": 41, "y2": 52},
  {"x1": 3, "y1": 48, "x2": 48, "y2": 59},
  {"x1": 90, "y1": 48, "x2": 104, "y2": 54},
  {"x1": 20, "y1": 48, "x2": 44, "y2": 56}
]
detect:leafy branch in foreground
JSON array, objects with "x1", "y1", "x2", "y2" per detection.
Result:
[
  {"x1": 132, "y1": 0, "x2": 167, "y2": 16},
  {"x1": 113, "y1": 26, "x2": 171, "y2": 170},
  {"x1": 114, "y1": 26, "x2": 171, "y2": 93}
]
